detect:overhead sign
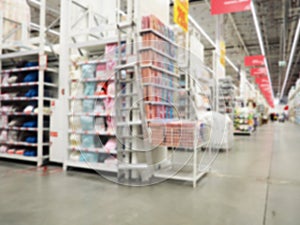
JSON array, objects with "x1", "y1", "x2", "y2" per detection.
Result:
[
  {"x1": 251, "y1": 67, "x2": 267, "y2": 76},
  {"x1": 174, "y1": 0, "x2": 189, "y2": 32},
  {"x1": 245, "y1": 55, "x2": 265, "y2": 67},
  {"x1": 211, "y1": 0, "x2": 251, "y2": 15}
]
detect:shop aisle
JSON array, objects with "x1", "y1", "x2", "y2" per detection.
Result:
[{"x1": 0, "y1": 123, "x2": 300, "y2": 225}]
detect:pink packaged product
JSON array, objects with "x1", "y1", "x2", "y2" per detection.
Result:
[
  {"x1": 96, "y1": 63, "x2": 106, "y2": 78},
  {"x1": 0, "y1": 145, "x2": 8, "y2": 153},
  {"x1": 104, "y1": 138, "x2": 117, "y2": 153},
  {"x1": 105, "y1": 44, "x2": 117, "y2": 59},
  {"x1": 106, "y1": 116, "x2": 115, "y2": 133},
  {"x1": 107, "y1": 82, "x2": 115, "y2": 96},
  {"x1": 104, "y1": 98, "x2": 114, "y2": 113}
]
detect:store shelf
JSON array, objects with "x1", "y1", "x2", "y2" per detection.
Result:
[
  {"x1": 0, "y1": 153, "x2": 38, "y2": 162},
  {"x1": 1, "y1": 66, "x2": 58, "y2": 74},
  {"x1": 140, "y1": 29, "x2": 178, "y2": 48},
  {"x1": 76, "y1": 59, "x2": 107, "y2": 66},
  {"x1": 234, "y1": 131, "x2": 252, "y2": 135},
  {"x1": 144, "y1": 101, "x2": 175, "y2": 106},
  {"x1": 139, "y1": 47, "x2": 177, "y2": 62},
  {"x1": 68, "y1": 130, "x2": 116, "y2": 136},
  {"x1": 69, "y1": 95, "x2": 114, "y2": 100},
  {"x1": 0, "y1": 126, "x2": 49, "y2": 132},
  {"x1": 143, "y1": 83, "x2": 178, "y2": 91},
  {"x1": 141, "y1": 64, "x2": 179, "y2": 78},
  {"x1": 0, "y1": 112, "x2": 50, "y2": 116},
  {"x1": 70, "y1": 77, "x2": 114, "y2": 83},
  {"x1": 0, "y1": 49, "x2": 39, "y2": 61},
  {"x1": 68, "y1": 112, "x2": 115, "y2": 117},
  {"x1": 69, "y1": 146, "x2": 117, "y2": 154},
  {"x1": 65, "y1": 160, "x2": 117, "y2": 173},
  {"x1": 0, "y1": 141, "x2": 50, "y2": 147},
  {"x1": 69, "y1": 37, "x2": 119, "y2": 51},
  {"x1": 0, "y1": 82, "x2": 58, "y2": 88},
  {"x1": 0, "y1": 97, "x2": 55, "y2": 102}
]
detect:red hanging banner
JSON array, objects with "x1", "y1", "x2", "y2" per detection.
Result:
[
  {"x1": 245, "y1": 55, "x2": 265, "y2": 67},
  {"x1": 251, "y1": 67, "x2": 267, "y2": 76},
  {"x1": 211, "y1": 0, "x2": 251, "y2": 15}
]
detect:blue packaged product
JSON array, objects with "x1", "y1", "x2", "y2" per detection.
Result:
[
  {"x1": 80, "y1": 116, "x2": 94, "y2": 130},
  {"x1": 23, "y1": 72, "x2": 38, "y2": 82},
  {"x1": 81, "y1": 135, "x2": 95, "y2": 148},
  {"x1": 81, "y1": 64, "x2": 96, "y2": 79},
  {"x1": 84, "y1": 82, "x2": 96, "y2": 96},
  {"x1": 82, "y1": 99, "x2": 94, "y2": 112}
]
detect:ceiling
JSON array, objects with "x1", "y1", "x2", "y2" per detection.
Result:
[
  {"x1": 188, "y1": 0, "x2": 300, "y2": 98},
  {"x1": 26, "y1": 0, "x2": 300, "y2": 98}
]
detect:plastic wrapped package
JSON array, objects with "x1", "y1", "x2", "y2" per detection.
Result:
[
  {"x1": 0, "y1": 131, "x2": 8, "y2": 142},
  {"x1": 96, "y1": 63, "x2": 106, "y2": 78},
  {"x1": 104, "y1": 98, "x2": 114, "y2": 113},
  {"x1": 69, "y1": 117, "x2": 81, "y2": 130},
  {"x1": 107, "y1": 82, "x2": 115, "y2": 96},
  {"x1": 84, "y1": 82, "x2": 96, "y2": 96},
  {"x1": 104, "y1": 138, "x2": 117, "y2": 153},
  {"x1": 70, "y1": 82, "x2": 83, "y2": 96},
  {"x1": 94, "y1": 117, "x2": 106, "y2": 132},
  {"x1": 106, "y1": 116, "x2": 115, "y2": 133},
  {"x1": 70, "y1": 100, "x2": 82, "y2": 113},
  {"x1": 94, "y1": 101, "x2": 105, "y2": 113},
  {"x1": 7, "y1": 130, "x2": 18, "y2": 142},
  {"x1": 70, "y1": 151, "x2": 80, "y2": 161},
  {"x1": 70, "y1": 134, "x2": 81, "y2": 147},
  {"x1": 2, "y1": 73, "x2": 9, "y2": 85},
  {"x1": 0, "y1": 145, "x2": 8, "y2": 153},
  {"x1": 80, "y1": 116, "x2": 94, "y2": 130},
  {"x1": 0, "y1": 115, "x2": 8, "y2": 127},
  {"x1": 80, "y1": 152, "x2": 98, "y2": 163},
  {"x1": 81, "y1": 64, "x2": 96, "y2": 79},
  {"x1": 82, "y1": 100, "x2": 94, "y2": 112},
  {"x1": 81, "y1": 135, "x2": 95, "y2": 148}
]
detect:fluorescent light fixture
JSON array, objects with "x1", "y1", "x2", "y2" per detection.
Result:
[
  {"x1": 250, "y1": 1, "x2": 275, "y2": 101},
  {"x1": 280, "y1": 18, "x2": 300, "y2": 99},
  {"x1": 188, "y1": 15, "x2": 239, "y2": 72}
]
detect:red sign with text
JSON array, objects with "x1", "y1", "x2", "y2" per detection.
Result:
[
  {"x1": 245, "y1": 55, "x2": 265, "y2": 67},
  {"x1": 251, "y1": 67, "x2": 267, "y2": 76},
  {"x1": 211, "y1": 0, "x2": 251, "y2": 15}
]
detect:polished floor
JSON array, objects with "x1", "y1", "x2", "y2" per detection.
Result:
[{"x1": 0, "y1": 122, "x2": 300, "y2": 225}]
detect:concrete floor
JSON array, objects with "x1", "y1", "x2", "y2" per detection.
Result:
[{"x1": 0, "y1": 122, "x2": 300, "y2": 225}]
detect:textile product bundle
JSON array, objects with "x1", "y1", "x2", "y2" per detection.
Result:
[
  {"x1": 149, "y1": 121, "x2": 208, "y2": 148},
  {"x1": 0, "y1": 0, "x2": 30, "y2": 42}
]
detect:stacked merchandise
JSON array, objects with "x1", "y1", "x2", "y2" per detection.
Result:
[
  {"x1": 68, "y1": 45, "x2": 118, "y2": 168},
  {"x1": 233, "y1": 108, "x2": 254, "y2": 134},
  {"x1": 218, "y1": 77, "x2": 234, "y2": 119},
  {"x1": 0, "y1": 60, "x2": 56, "y2": 159},
  {"x1": 288, "y1": 79, "x2": 300, "y2": 124},
  {"x1": 294, "y1": 93, "x2": 300, "y2": 124},
  {"x1": 140, "y1": 15, "x2": 179, "y2": 120}
]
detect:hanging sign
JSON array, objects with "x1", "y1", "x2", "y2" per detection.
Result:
[
  {"x1": 174, "y1": 0, "x2": 189, "y2": 32},
  {"x1": 251, "y1": 67, "x2": 267, "y2": 76},
  {"x1": 245, "y1": 55, "x2": 265, "y2": 67},
  {"x1": 211, "y1": 0, "x2": 251, "y2": 15}
]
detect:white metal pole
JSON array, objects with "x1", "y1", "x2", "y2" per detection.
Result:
[
  {"x1": 37, "y1": 0, "x2": 46, "y2": 166},
  {"x1": 61, "y1": 0, "x2": 71, "y2": 170}
]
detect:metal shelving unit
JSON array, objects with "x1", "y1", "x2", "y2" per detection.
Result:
[
  {"x1": 58, "y1": 0, "x2": 119, "y2": 172},
  {"x1": 0, "y1": 0, "x2": 59, "y2": 166}
]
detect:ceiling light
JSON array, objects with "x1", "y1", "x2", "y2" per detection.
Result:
[
  {"x1": 280, "y1": 18, "x2": 300, "y2": 99},
  {"x1": 250, "y1": 1, "x2": 275, "y2": 101}
]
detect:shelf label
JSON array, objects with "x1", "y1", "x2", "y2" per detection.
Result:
[
  {"x1": 211, "y1": 0, "x2": 251, "y2": 15},
  {"x1": 174, "y1": 0, "x2": 189, "y2": 33}
]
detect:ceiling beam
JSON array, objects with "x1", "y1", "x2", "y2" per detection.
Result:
[{"x1": 228, "y1": 14, "x2": 250, "y2": 56}]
